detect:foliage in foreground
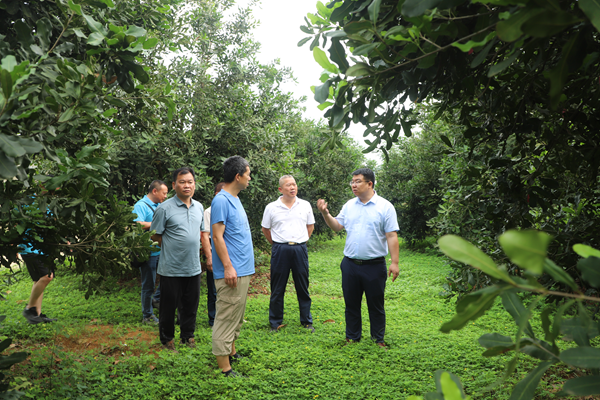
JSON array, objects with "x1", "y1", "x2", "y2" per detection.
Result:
[
  {"x1": 0, "y1": 316, "x2": 27, "y2": 399},
  {"x1": 439, "y1": 229, "x2": 600, "y2": 398}
]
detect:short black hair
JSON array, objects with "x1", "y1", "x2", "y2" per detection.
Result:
[
  {"x1": 148, "y1": 180, "x2": 167, "y2": 193},
  {"x1": 223, "y1": 156, "x2": 249, "y2": 183},
  {"x1": 352, "y1": 168, "x2": 375, "y2": 188},
  {"x1": 215, "y1": 182, "x2": 225, "y2": 194},
  {"x1": 172, "y1": 167, "x2": 196, "y2": 183}
]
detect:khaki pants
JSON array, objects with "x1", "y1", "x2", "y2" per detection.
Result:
[{"x1": 212, "y1": 275, "x2": 251, "y2": 356}]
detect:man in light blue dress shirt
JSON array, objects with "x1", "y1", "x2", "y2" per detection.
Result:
[{"x1": 317, "y1": 168, "x2": 399, "y2": 348}]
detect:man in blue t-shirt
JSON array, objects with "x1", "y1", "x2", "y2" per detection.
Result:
[
  {"x1": 211, "y1": 156, "x2": 255, "y2": 378},
  {"x1": 133, "y1": 180, "x2": 168, "y2": 325}
]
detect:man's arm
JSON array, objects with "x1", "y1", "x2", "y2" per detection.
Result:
[
  {"x1": 201, "y1": 231, "x2": 212, "y2": 272},
  {"x1": 307, "y1": 224, "x2": 314, "y2": 239},
  {"x1": 386, "y1": 231, "x2": 400, "y2": 282},
  {"x1": 136, "y1": 221, "x2": 152, "y2": 230},
  {"x1": 151, "y1": 234, "x2": 162, "y2": 247},
  {"x1": 212, "y1": 222, "x2": 237, "y2": 288},
  {"x1": 261, "y1": 227, "x2": 273, "y2": 245},
  {"x1": 316, "y1": 199, "x2": 344, "y2": 232}
]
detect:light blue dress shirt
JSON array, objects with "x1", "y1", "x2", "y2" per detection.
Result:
[
  {"x1": 335, "y1": 193, "x2": 399, "y2": 260},
  {"x1": 150, "y1": 196, "x2": 204, "y2": 277}
]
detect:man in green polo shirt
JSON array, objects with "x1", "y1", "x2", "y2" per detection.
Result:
[{"x1": 150, "y1": 167, "x2": 205, "y2": 351}]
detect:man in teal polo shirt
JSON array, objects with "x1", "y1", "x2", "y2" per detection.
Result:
[
  {"x1": 133, "y1": 180, "x2": 168, "y2": 325},
  {"x1": 150, "y1": 167, "x2": 204, "y2": 351}
]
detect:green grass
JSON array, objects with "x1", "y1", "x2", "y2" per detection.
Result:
[{"x1": 0, "y1": 237, "x2": 570, "y2": 399}]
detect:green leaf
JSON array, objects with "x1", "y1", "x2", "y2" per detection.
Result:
[
  {"x1": 14, "y1": 20, "x2": 34, "y2": 48},
  {"x1": 0, "y1": 134, "x2": 25, "y2": 158},
  {"x1": 1, "y1": 55, "x2": 17, "y2": 72},
  {"x1": 353, "y1": 43, "x2": 380, "y2": 56},
  {"x1": 546, "y1": 33, "x2": 578, "y2": 109},
  {"x1": 580, "y1": 0, "x2": 600, "y2": 33},
  {"x1": 331, "y1": 0, "x2": 354, "y2": 23},
  {"x1": 76, "y1": 145, "x2": 101, "y2": 160},
  {"x1": 1, "y1": 69, "x2": 12, "y2": 99},
  {"x1": 329, "y1": 39, "x2": 350, "y2": 72},
  {"x1": 317, "y1": 101, "x2": 333, "y2": 110},
  {"x1": 479, "y1": 333, "x2": 514, "y2": 348},
  {"x1": 297, "y1": 37, "x2": 312, "y2": 47},
  {"x1": 344, "y1": 20, "x2": 373, "y2": 34},
  {"x1": 560, "y1": 347, "x2": 600, "y2": 369},
  {"x1": 124, "y1": 61, "x2": 150, "y2": 84},
  {"x1": 331, "y1": 105, "x2": 346, "y2": 127},
  {"x1": 543, "y1": 259, "x2": 577, "y2": 291},
  {"x1": 502, "y1": 292, "x2": 536, "y2": 338},
  {"x1": 439, "y1": 135, "x2": 452, "y2": 148},
  {"x1": 498, "y1": 230, "x2": 552, "y2": 275},
  {"x1": 315, "y1": 80, "x2": 332, "y2": 103},
  {"x1": 313, "y1": 47, "x2": 338, "y2": 73},
  {"x1": 573, "y1": 244, "x2": 600, "y2": 258},
  {"x1": 402, "y1": 0, "x2": 443, "y2": 18},
  {"x1": 102, "y1": 108, "x2": 117, "y2": 117},
  {"x1": 125, "y1": 25, "x2": 147, "y2": 37},
  {"x1": 438, "y1": 235, "x2": 515, "y2": 283},
  {"x1": 508, "y1": 362, "x2": 552, "y2": 400},
  {"x1": 497, "y1": 8, "x2": 544, "y2": 42},
  {"x1": 106, "y1": 96, "x2": 127, "y2": 107},
  {"x1": 560, "y1": 375, "x2": 600, "y2": 396},
  {"x1": 439, "y1": 371, "x2": 464, "y2": 400},
  {"x1": 368, "y1": 0, "x2": 382, "y2": 23},
  {"x1": 576, "y1": 256, "x2": 600, "y2": 288},
  {"x1": 15, "y1": 137, "x2": 43, "y2": 154},
  {"x1": 0, "y1": 151, "x2": 18, "y2": 179},
  {"x1": 345, "y1": 62, "x2": 374, "y2": 77},
  {"x1": 87, "y1": 32, "x2": 105, "y2": 46},
  {"x1": 83, "y1": 13, "x2": 108, "y2": 36},
  {"x1": 36, "y1": 18, "x2": 53, "y2": 51},
  {"x1": 441, "y1": 285, "x2": 505, "y2": 333},
  {"x1": 487, "y1": 49, "x2": 521, "y2": 77},
  {"x1": 68, "y1": 0, "x2": 82, "y2": 15},
  {"x1": 143, "y1": 38, "x2": 159, "y2": 49},
  {"x1": 452, "y1": 32, "x2": 496, "y2": 52},
  {"x1": 521, "y1": 10, "x2": 581, "y2": 38},
  {"x1": 58, "y1": 107, "x2": 75, "y2": 123}
]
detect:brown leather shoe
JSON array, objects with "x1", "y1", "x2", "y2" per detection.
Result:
[
  {"x1": 376, "y1": 342, "x2": 388, "y2": 351},
  {"x1": 181, "y1": 338, "x2": 196, "y2": 349},
  {"x1": 162, "y1": 340, "x2": 178, "y2": 352}
]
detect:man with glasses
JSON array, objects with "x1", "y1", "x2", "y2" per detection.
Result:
[{"x1": 317, "y1": 168, "x2": 399, "y2": 349}]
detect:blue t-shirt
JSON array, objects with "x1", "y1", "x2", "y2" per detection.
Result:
[
  {"x1": 210, "y1": 190, "x2": 255, "y2": 279},
  {"x1": 150, "y1": 196, "x2": 204, "y2": 277},
  {"x1": 133, "y1": 195, "x2": 161, "y2": 256}
]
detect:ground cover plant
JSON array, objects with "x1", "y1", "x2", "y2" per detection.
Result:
[{"x1": 2, "y1": 237, "x2": 587, "y2": 399}]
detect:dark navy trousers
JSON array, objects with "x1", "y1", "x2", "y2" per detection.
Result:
[
  {"x1": 340, "y1": 256, "x2": 387, "y2": 343},
  {"x1": 269, "y1": 242, "x2": 313, "y2": 328},
  {"x1": 206, "y1": 270, "x2": 217, "y2": 326}
]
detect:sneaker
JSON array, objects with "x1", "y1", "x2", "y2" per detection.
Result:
[
  {"x1": 142, "y1": 315, "x2": 159, "y2": 325},
  {"x1": 23, "y1": 307, "x2": 43, "y2": 324},
  {"x1": 222, "y1": 369, "x2": 244, "y2": 378},
  {"x1": 152, "y1": 300, "x2": 160, "y2": 310},
  {"x1": 181, "y1": 338, "x2": 196, "y2": 349},
  {"x1": 162, "y1": 340, "x2": 178, "y2": 352},
  {"x1": 229, "y1": 352, "x2": 244, "y2": 363},
  {"x1": 39, "y1": 313, "x2": 57, "y2": 323},
  {"x1": 303, "y1": 324, "x2": 315, "y2": 333}
]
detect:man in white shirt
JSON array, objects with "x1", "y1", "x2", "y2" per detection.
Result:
[{"x1": 261, "y1": 175, "x2": 315, "y2": 332}]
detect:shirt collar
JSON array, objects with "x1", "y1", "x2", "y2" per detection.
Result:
[
  {"x1": 276, "y1": 196, "x2": 298, "y2": 208},
  {"x1": 354, "y1": 191, "x2": 379, "y2": 206},
  {"x1": 174, "y1": 195, "x2": 195, "y2": 207},
  {"x1": 142, "y1": 195, "x2": 158, "y2": 207}
]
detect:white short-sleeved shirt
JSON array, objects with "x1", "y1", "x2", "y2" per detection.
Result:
[
  {"x1": 202, "y1": 207, "x2": 211, "y2": 233},
  {"x1": 335, "y1": 192, "x2": 399, "y2": 259},
  {"x1": 261, "y1": 197, "x2": 315, "y2": 243}
]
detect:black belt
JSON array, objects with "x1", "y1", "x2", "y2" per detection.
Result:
[
  {"x1": 274, "y1": 242, "x2": 306, "y2": 246},
  {"x1": 346, "y1": 256, "x2": 385, "y2": 265}
]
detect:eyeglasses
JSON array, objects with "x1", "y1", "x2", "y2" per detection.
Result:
[{"x1": 349, "y1": 180, "x2": 367, "y2": 186}]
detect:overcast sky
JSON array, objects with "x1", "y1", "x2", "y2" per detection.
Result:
[{"x1": 234, "y1": 0, "x2": 378, "y2": 159}]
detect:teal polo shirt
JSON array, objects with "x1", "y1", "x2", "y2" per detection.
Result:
[{"x1": 150, "y1": 195, "x2": 204, "y2": 277}]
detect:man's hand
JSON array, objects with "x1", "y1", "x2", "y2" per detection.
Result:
[
  {"x1": 316, "y1": 199, "x2": 329, "y2": 214},
  {"x1": 388, "y1": 262, "x2": 400, "y2": 282},
  {"x1": 224, "y1": 266, "x2": 237, "y2": 288},
  {"x1": 206, "y1": 257, "x2": 213, "y2": 272}
]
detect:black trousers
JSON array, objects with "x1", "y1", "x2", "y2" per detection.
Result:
[
  {"x1": 340, "y1": 257, "x2": 387, "y2": 343},
  {"x1": 269, "y1": 242, "x2": 312, "y2": 328},
  {"x1": 158, "y1": 274, "x2": 201, "y2": 345}
]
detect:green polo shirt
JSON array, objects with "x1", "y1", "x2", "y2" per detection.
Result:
[{"x1": 150, "y1": 195, "x2": 204, "y2": 277}]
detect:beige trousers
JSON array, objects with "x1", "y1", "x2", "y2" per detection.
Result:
[{"x1": 211, "y1": 275, "x2": 251, "y2": 356}]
